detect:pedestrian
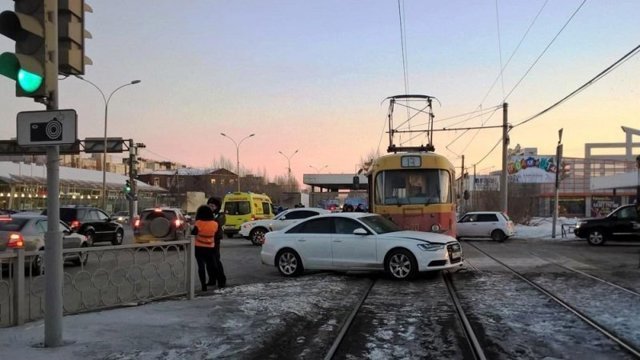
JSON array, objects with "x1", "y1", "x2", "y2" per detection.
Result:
[
  {"x1": 207, "y1": 196, "x2": 227, "y2": 288},
  {"x1": 191, "y1": 204, "x2": 218, "y2": 292}
]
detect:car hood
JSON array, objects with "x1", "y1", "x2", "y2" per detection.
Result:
[{"x1": 383, "y1": 230, "x2": 456, "y2": 244}]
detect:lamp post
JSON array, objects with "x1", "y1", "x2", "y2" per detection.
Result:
[
  {"x1": 309, "y1": 164, "x2": 328, "y2": 173},
  {"x1": 221, "y1": 133, "x2": 255, "y2": 192},
  {"x1": 279, "y1": 150, "x2": 299, "y2": 192},
  {"x1": 76, "y1": 76, "x2": 141, "y2": 210}
]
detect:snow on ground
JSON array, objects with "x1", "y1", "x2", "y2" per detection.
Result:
[{"x1": 514, "y1": 217, "x2": 580, "y2": 240}]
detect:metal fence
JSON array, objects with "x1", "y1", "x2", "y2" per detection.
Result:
[{"x1": 0, "y1": 240, "x2": 195, "y2": 327}]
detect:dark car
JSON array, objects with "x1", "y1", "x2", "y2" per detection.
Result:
[
  {"x1": 133, "y1": 207, "x2": 189, "y2": 243},
  {"x1": 574, "y1": 204, "x2": 640, "y2": 245},
  {"x1": 42, "y1": 206, "x2": 124, "y2": 246}
]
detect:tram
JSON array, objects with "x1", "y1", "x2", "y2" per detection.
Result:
[{"x1": 365, "y1": 95, "x2": 457, "y2": 236}]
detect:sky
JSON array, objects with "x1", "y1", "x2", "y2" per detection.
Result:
[{"x1": 1, "y1": 1, "x2": 639, "y2": 186}]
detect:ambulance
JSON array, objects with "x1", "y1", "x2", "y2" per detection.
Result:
[{"x1": 221, "y1": 192, "x2": 274, "y2": 238}]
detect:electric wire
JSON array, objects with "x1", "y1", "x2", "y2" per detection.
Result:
[
  {"x1": 476, "y1": 0, "x2": 549, "y2": 111},
  {"x1": 502, "y1": 0, "x2": 587, "y2": 102},
  {"x1": 513, "y1": 43, "x2": 640, "y2": 128},
  {"x1": 495, "y1": 0, "x2": 506, "y2": 98}
]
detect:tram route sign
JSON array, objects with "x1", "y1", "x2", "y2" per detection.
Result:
[{"x1": 17, "y1": 109, "x2": 78, "y2": 146}]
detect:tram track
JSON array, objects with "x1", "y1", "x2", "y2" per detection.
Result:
[
  {"x1": 465, "y1": 241, "x2": 640, "y2": 358},
  {"x1": 526, "y1": 250, "x2": 640, "y2": 298}
]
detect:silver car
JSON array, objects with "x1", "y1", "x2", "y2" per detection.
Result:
[{"x1": 0, "y1": 213, "x2": 89, "y2": 275}]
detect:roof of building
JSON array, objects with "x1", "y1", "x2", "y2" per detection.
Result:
[
  {"x1": 0, "y1": 161, "x2": 165, "y2": 192},
  {"x1": 139, "y1": 168, "x2": 233, "y2": 176}
]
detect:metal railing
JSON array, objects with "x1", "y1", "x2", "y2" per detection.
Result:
[{"x1": 0, "y1": 239, "x2": 195, "y2": 327}]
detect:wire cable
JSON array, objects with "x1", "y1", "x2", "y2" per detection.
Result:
[
  {"x1": 495, "y1": 0, "x2": 506, "y2": 98},
  {"x1": 477, "y1": 0, "x2": 549, "y2": 110},
  {"x1": 514, "y1": 43, "x2": 640, "y2": 128},
  {"x1": 503, "y1": 0, "x2": 587, "y2": 102}
]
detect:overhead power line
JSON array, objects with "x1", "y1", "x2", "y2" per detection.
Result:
[
  {"x1": 514, "y1": 43, "x2": 640, "y2": 128},
  {"x1": 503, "y1": 0, "x2": 587, "y2": 102}
]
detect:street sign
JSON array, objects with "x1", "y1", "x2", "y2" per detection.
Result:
[
  {"x1": 84, "y1": 137, "x2": 124, "y2": 153},
  {"x1": 16, "y1": 109, "x2": 77, "y2": 146}
]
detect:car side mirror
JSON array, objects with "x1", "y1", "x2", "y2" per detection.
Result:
[
  {"x1": 63, "y1": 229, "x2": 71, "y2": 235},
  {"x1": 353, "y1": 228, "x2": 368, "y2": 235},
  {"x1": 279, "y1": 216, "x2": 287, "y2": 221}
]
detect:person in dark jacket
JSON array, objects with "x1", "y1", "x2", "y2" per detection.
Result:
[
  {"x1": 191, "y1": 205, "x2": 218, "y2": 292},
  {"x1": 207, "y1": 196, "x2": 227, "y2": 288}
]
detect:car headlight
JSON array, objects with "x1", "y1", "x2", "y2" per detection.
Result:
[
  {"x1": 575, "y1": 221, "x2": 583, "y2": 229},
  {"x1": 417, "y1": 242, "x2": 445, "y2": 251}
]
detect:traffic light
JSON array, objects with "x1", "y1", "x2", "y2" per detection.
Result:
[
  {"x1": 58, "y1": 0, "x2": 92, "y2": 75},
  {"x1": 124, "y1": 180, "x2": 131, "y2": 194},
  {"x1": 0, "y1": 0, "x2": 56, "y2": 98}
]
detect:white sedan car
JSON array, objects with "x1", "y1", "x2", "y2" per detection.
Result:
[
  {"x1": 240, "y1": 207, "x2": 331, "y2": 245},
  {"x1": 261, "y1": 212, "x2": 463, "y2": 280}
]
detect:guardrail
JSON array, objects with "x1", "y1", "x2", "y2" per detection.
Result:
[{"x1": 0, "y1": 239, "x2": 195, "y2": 327}]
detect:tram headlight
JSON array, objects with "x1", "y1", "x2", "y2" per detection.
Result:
[
  {"x1": 431, "y1": 224, "x2": 441, "y2": 232},
  {"x1": 417, "y1": 242, "x2": 445, "y2": 251}
]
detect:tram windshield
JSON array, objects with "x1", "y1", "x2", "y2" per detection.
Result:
[{"x1": 374, "y1": 169, "x2": 451, "y2": 205}]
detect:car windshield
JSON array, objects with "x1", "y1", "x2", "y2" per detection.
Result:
[
  {"x1": 359, "y1": 215, "x2": 401, "y2": 234},
  {"x1": 0, "y1": 217, "x2": 29, "y2": 231}
]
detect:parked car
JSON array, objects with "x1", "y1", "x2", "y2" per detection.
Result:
[
  {"x1": 239, "y1": 207, "x2": 331, "y2": 245},
  {"x1": 574, "y1": 204, "x2": 640, "y2": 245},
  {"x1": 42, "y1": 206, "x2": 124, "y2": 246},
  {"x1": 134, "y1": 207, "x2": 189, "y2": 243},
  {"x1": 110, "y1": 211, "x2": 130, "y2": 224},
  {"x1": 261, "y1": 212, "x2": 463, "y2": 280},
  {"x1": 456, "y1": 211, "x2": 515, "y2": 242},
  {"x1": 0, "y1": 213, "x2": 89, "y2": 275}
]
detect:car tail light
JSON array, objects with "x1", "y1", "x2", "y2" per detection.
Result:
[
  {"x1": 134, "y1": 218, "x2": 141, "y2": 228},
  {"x1": 175, "y1": 219, "x2": 182, "y2": 228},
  {"x1": 70, "y1": 220, "x2": 80, "y2": 230},
  {"x1": 7, "y1": 233, "x2": 24, "y2": 248}
]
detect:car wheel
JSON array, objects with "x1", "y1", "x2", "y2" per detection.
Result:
[
  {"x1": 85, "y1": 230, "x2": 95, "y2": 246},
  {"x1": 491, "y1": 230, "x2": 506, "y2": 242},
  {"x1": 31, "y1": 252, "x2": 44, "y2": 276},
  {"x1": 385, "y1": 249, "x2": 418, "y2": 280},
  {"x1": 111, "y1": 229, "x2": 124, "y2": 246},
  {"x1": 73, "y1": 243, "x2": 89, "y2": 266},
  {"x1": 587, "y1": 229, "x2": 606, "y2": 246},
  {"x1": 250, "y1": 228, "x2": 267, "y2": 246},
  {"x1": 276, "y1": 249, "x2": 303, "y2": 277}
]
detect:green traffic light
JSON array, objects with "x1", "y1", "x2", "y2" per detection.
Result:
[{"x1": 17, "y1": 68, "x2": 43, "y2": 93}]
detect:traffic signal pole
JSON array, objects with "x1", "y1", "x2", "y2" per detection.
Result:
[{"x1": 43, "y1": 2, "x2": 64, "y2": 347}]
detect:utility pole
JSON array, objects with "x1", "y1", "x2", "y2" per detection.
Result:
[
  {"x1": 552, "y1": 129, "x2": 564, "y2": 239},
  {"x1": 460, "y1": 155, "x2": 465, "y2": 213},
  {"x1": 500, "y1": 103, "x2": 509, "y2": 214}
]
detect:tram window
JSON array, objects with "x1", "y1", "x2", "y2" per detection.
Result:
[{"x1": 375, "y1": 169, "x2": 451, "y2": 205}]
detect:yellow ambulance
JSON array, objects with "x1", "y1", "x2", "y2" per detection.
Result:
[{"x1": 221, "y1": 192, "x2": 274, "y2": 238}]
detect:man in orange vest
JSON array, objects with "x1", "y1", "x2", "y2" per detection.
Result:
[{"x1": 191, "y1": 205, "x2": 218, "y2": 291}]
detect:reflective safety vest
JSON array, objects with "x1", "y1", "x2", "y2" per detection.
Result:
[{"x1": 195, "y1": 220, "x2": 218, "y2": 248}]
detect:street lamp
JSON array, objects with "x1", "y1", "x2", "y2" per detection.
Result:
[
  {"x1": 221, "y1": 133, "x2": 255, "y2": 192},
  {"x1": 278, "y1": 150, "x2": 299, "y2": 177},
  {"x1": 76, "y1": 76, "x2": 141, "y2": 210},
  {"x1": 309, "y1": 164, "x2": 328, "y2": 173},
  {"x1": 279, "y1": 150, "x2": 299, "y2": 191}
]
